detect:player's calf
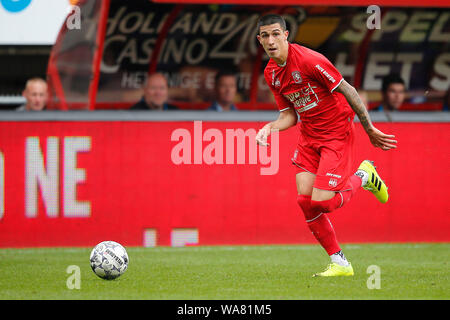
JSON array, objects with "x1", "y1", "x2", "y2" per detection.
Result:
[
  {"x1": 297, "y1": 194, "x2": 341, "y2": 255},
  {"x1": 297, "y1": 194, "x2": 352, "y2": 274}
]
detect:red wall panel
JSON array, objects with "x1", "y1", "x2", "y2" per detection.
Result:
[{"x1": 0, "y1": 121, "x2": 448, "y2": 248}]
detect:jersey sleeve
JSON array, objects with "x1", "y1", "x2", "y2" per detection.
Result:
[
  {"x1": 308, "y1": 53, "x2": 343, "y2": 93},
  {"x1": 264, "y1": 69, "x2": 292, "y2": 112}
]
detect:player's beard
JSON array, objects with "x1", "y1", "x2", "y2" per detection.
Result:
[{"x1": 267, "y1": 48, "x2": 278, "y2": 59}]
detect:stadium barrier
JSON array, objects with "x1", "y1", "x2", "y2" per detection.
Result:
[{"x1": 0, "y1": 111, "x2": 448, "y2": 247}]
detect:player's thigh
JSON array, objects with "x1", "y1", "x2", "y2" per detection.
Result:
[
  {"x1": 311, "y1": 187, "x2": 336, "y2": 201},
  {"x1": 296, "y1": 171, "x2": 315, "y2": 196},
  {"x1": 314, "y1": 134, "x2": 354, "y2": 194}
]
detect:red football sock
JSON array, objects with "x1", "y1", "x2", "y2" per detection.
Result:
[
  {"x1": 297, "y1": 195, "x2": 341, "y2": 255},
  {"x1": 296, "y1": 175, "x2": 362, "y2": 256},
  {"x1": 307, "y1": 213, "x2": 341, "y2": 255}
]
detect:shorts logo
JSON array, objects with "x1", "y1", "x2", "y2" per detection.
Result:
[
  {"x1": 292, "y1": 150, "x2": 298, "y2": 161},
  {"x1": 292, "y1": 71, "x2": 302, "y2": 84},
  {"x1": 328, "y1": 178, "x2": 338, "y2": 188}
]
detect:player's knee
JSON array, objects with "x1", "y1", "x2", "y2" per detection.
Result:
[
  {"x1": 297, "y1": 194, "x2": 318, "y2": 221},
  {"x1": 297, "y1": 194, "x2": 311, "y2": 211}
]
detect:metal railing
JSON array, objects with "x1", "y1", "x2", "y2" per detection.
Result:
[{"x1": 0, "y1": 110, "x2": 449, "y2": 122}]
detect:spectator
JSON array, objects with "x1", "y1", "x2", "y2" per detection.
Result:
[
  {"x1": 375, "y1": 73, "x2": 406, "y2": 111},
  {"x1": 130, "y1": 73, "x2": 178, "y2": 110},
  {"x1": 357, "y1": 89, "x2": 369, "y2": 110},
  {"x1": 16, "y1": 77, "x2": 48, "y2": 111},
  {"x1": 208, "y1": 70, "x2": 238, "y2": 111},
  {"x1": 443, "y1": 88, "x2": 449, "y2": 111}
]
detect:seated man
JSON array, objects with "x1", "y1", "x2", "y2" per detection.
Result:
[
  {"x1": 443, "y1": 88, "x2": 449, "y2": 111},
  {"x1": 375, "y1": 73, "x2": 406, "y2": 111},
  {"x1": 16, "y1": 77, "x2": 48, "y2": 111},
  {"x1": 208, "y1": 70, "x2": 238, "y2": 111},
  {"x1": 130, "y1": 73, "x2": 178, "y2": 110}
]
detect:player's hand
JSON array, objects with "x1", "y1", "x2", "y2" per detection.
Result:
[
  {"x1": 256, "y1": 126, "x2": 271, "y2": 146},
  {"x1": 367, "y1": 127, "x2": 397, "y2": 151}
]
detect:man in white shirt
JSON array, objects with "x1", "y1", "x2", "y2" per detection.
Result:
[
  {"x1": 16, "y1": 78, "x2": 48, "y2": 111},
  {"x1": 208, "y1": 71, "x2": 238, "y2": 111}
]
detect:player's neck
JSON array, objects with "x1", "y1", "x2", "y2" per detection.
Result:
[
  {"x1": 277, "y1": 60, "x2": 287, "y2": 67},
  {"x1": 274, "y1": 55, "x2": 287, "y2": 67},
  {"x1": 274, "y1": 42, "x2": 289, "y2": 67}
]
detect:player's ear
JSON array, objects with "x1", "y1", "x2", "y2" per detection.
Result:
[
  {"x1": 284, "y1": 30, "x2": 289, "y2": 39},
  {"x1": 256, "y1": 34, "x2": 261, "y2": 44}
]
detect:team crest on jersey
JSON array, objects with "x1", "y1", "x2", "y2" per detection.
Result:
[{"x1": 292, "y1": 71, "x2": 302, "y2": 84}]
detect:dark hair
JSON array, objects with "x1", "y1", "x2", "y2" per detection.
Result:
[
  {"x1": 257, "y1": 14, "x2": 287, "y2": 33},
  {"x1": 215, "y1": 70, "x2": 236, "y2": 86},
  {"x1": 382, "y1": 73, "x2": 405, "y2": 93}
]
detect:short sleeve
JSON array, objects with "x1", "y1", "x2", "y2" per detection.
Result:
[{"x1": 308, "y1": 53, "x2": 343, "y2": 93}]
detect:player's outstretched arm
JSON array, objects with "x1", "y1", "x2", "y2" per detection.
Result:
[
  {"x1": 335, "y1": 80, "x2": 397, "y2": 151},
  {"x1": 256, "y1": 107, "x2": 297, "y2": 146}
]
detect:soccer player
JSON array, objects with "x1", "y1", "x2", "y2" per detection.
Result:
[{"x1": 255, "y1": 14, "x2": 397, "y2": 277}]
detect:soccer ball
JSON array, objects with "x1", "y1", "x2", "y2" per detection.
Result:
[{"x1": 90, "y1": 241, "x2": 129, "y2": 280}]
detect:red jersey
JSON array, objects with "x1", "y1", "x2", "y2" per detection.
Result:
[{"x1": 264, "y1": 43, "x2": 354, "y2": 140}]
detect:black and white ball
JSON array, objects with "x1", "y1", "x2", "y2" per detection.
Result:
[{"x1": 90, "y1": 241, "x2": 129, "y2": 280}]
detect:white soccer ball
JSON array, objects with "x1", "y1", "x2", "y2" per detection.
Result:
[{"x1": 90, "y1": 241, "x2": 129, "y2": 280}]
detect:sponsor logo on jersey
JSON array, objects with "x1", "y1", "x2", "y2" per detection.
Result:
[
  {"x1": 326, "y1": 173, "x2": 342, "y2": 178},
  {"x1": 315, "y1": 64, "x2": 336, "y2": 83},
  {"x1": 284, "y1": 83, "x2": 320, "y2": 112}
]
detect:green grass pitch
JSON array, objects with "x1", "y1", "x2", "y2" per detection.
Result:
[{"x1": 0, "y1": 243, "x2": 448, "y2": 300}]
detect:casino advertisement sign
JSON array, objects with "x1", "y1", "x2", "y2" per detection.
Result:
[{"x1": 95, "y1": 2, "x2": 449, "y2": 109}]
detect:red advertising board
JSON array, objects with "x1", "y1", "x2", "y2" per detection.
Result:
[{"x1": 0, "y1": 121, "x2": 449, "y2": 247}]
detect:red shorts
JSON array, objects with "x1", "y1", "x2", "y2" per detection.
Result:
[{"x1": 291, "y1": 128, "x2": 355, "y2": 191}]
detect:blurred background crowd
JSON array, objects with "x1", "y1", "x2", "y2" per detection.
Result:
[{"x1": 0, "y1": 1, "x2": 448, "y2": 113}]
